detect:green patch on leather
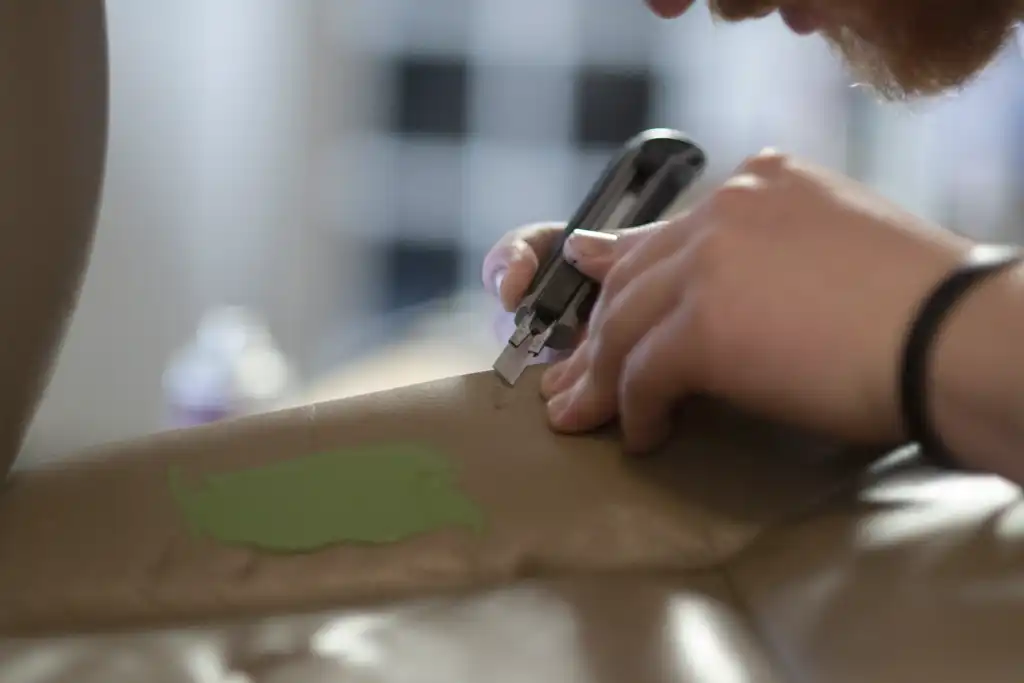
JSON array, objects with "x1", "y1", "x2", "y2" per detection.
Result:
[{"x1": 168, "y1": 443, "x2": 485, "y2": 553}]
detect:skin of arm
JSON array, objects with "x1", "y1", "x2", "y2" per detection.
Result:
[
  {"x1": 931, "y1": 262, "x2": 1024, "y2": 484},
  {"x1": 0, "y1": 2, "x2": 108, "y2": 479}
]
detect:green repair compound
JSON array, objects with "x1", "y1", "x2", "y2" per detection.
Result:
[{"x1": 168, "y1": 442, "x2": 486, "y2": 553}]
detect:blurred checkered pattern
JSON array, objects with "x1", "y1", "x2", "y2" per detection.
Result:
[
  {"x1": 329, "y1": 0, "x2": 1024, "y2": 321},
  {"x1": 330, "y1": 0, "x2": 723, "y2": 315}
]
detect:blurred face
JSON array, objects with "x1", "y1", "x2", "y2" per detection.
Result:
[{"x1": 646, "y1": 0, "x2": 1021, "y2": 99}]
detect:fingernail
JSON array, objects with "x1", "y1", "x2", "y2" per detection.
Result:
[
  {"x1": 492, "y1": 268, "x2": 507, "y2": 296},
  {"x1": 564, "y1": 230, "x2": 617, "y2": 263},
  {"x1": 547, "y1": 374, "x2": 588, "y2": 428},
  {"x1": 540, "y1": 361, "x2": 567, "y2": 398},
  {"x1": 547, "y1": 390, "x2": 574, "y2": 426}
]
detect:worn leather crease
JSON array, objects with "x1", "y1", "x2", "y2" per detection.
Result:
[
  {"x1": 0, "y1": 367, "x2": 870, "y2": 634},
  {"x1": 9, "y1": 366, "x2": 1005, "y2": 683}
]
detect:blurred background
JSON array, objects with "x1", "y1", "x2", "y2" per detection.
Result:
[{"x1": 19, "y1": 0, "x2": 1024, "y2": 462}]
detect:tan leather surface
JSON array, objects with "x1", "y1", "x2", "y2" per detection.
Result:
[
  {"x1": 0, "y1": 576, "x2": 787, "y2": 683},
  {"x1": 732, "y1": 454, "x2": 1024, "y2": 683},
  {"x1": 0, "y1": 367, "x2": 1019, "y2": 682},
  {"x1": 0, "y1": 0, "x2": 108, "y2": 477},
  {"x1": 0, "y1": 366, "x2": 873, "y2": 635},
  {"x1": 1, "y1": 444, "x2": 1020, "y2": 682}
]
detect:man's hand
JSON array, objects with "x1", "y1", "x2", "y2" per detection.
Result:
[{"x1": 482, "y1": 150, "x2": 973, "y2": 454}]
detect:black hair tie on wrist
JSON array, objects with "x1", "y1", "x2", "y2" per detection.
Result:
[{"x1": 900, "y1": 244, "x2": 1024, "y2": 470}]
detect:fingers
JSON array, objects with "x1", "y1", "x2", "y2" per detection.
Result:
[
  {"x1": 563, "y1": 226, "x2": 655, "y2": 281},
  {"x1": 540, "y1": 336, "x2": 591, "y2": 399},
  {"x1": 537, "y1": 150, "x2": 792, "y2": 447},
  {"x1": 540, "y1": 226, "x2": 649, "y2": 401},
  {"x1": 481, "y1": 222, "x2": 565, "y2": 311},
  {"x1": 546, "y1": 252, "x2": 688, "y2": 433},
  {"x1": 618, "y1": 299, "x2": 701, "y2": 453},
  {"x1": 489, "y1": 152, "x2": 770, "y2": 308},
  {"x1": 482, "y1": 222, "x2": 659, "y2": 312},
  {"x1": 545, "y1": 290, "x2": 702, "y2": 453},
  {"x1": 584, "y1": 212, "x2": 704, "y2": 332},
  {"x1": 562, "y1": 230, "x2": 618, "y2": 280}
]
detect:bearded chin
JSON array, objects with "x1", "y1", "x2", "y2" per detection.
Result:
[
  {"x1": 823, "y1": 29, "x2": 912, "y2": 101},
  {"x1": 711, "y1": 0, "x2": 1016, "y2": 101},
  {"x1": 824, "y1": 21, "x2": 1015, "y2": 102}
]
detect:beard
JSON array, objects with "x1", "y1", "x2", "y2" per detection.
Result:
[{"x1": 708, "y1": 0, "x2": 1020, "y2": 100}]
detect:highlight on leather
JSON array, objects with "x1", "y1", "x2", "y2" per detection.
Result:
[{"x1": 0, "y1": 367, "x2": 872, "y2": 636}]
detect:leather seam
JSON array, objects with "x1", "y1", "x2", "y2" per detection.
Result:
[{"x1": 716, "y1": 561, "x2": 797, "y2": 683}]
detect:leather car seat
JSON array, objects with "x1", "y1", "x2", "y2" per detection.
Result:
[
  {"x1": 0, "y1": 2, "x2": 1021, "y2": 682},
  {"x1": 0, "y1": 368, "x2": 1021, "y2": 683}
]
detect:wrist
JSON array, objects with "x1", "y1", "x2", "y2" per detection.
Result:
[{"x1": 929, "y1": 260, "x2": 1024, "y2": 480}]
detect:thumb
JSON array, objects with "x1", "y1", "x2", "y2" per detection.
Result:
[{"x1": 563, "y1": 230, "x2": 620, "y2": 280}]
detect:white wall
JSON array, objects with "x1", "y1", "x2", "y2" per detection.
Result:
[{"x1": 22, "y1": 0, "x2": 364, "y2": 462}]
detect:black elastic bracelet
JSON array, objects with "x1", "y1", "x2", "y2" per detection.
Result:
[{"x1": 900, "y1": 244, "x2": 1024, "y2": 469}]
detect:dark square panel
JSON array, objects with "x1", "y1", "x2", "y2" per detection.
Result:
[
  {"x1": 378, "y1": 238, "x2": 463, "y2": 312},
  {"x1": 573, "y1": 67, "x2": 656, "y2": 148},
  {"x1": 390, "y1": 55, "x2": 470, "y2": 139}
]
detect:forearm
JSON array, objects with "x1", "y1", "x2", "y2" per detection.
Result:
[
  {"x1": 0, "y1": 2, "x2": 108, "y2": 478},
  {"x1": 931, "y1": 261, "x2": 1024, "y2": 484}
]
